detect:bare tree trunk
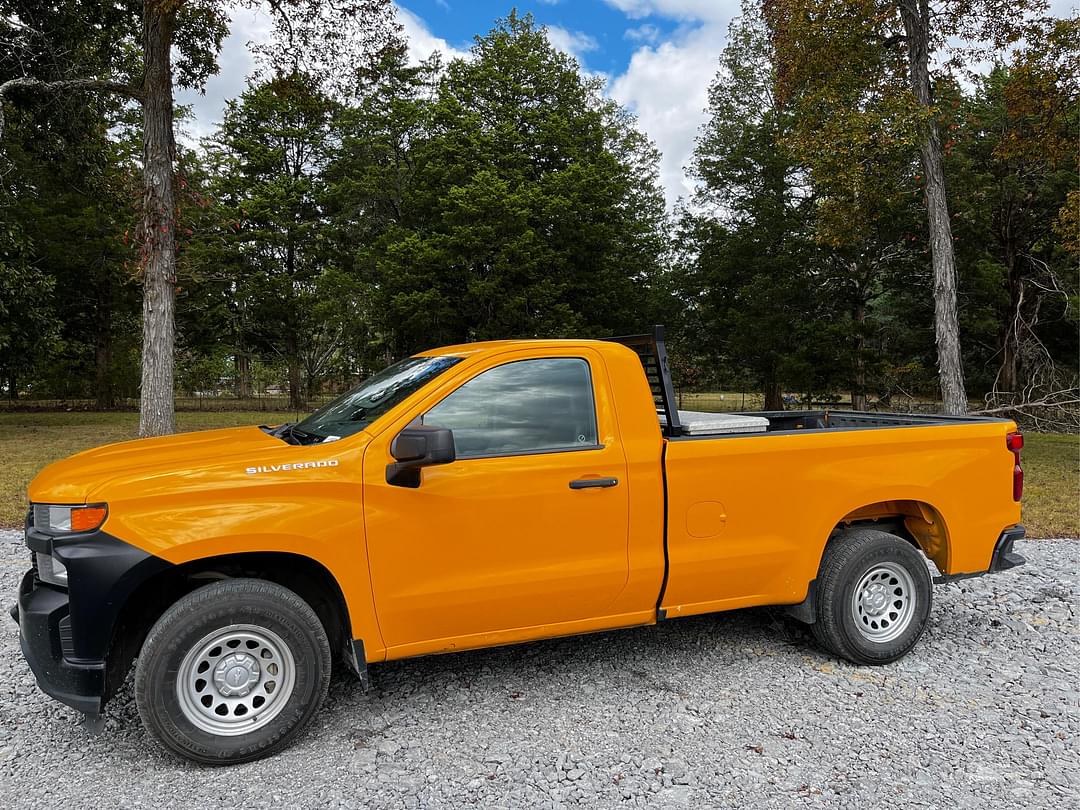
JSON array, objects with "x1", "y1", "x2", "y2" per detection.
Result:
[
  {"x1": 998, "y1": 243, "x2": 1021, "y2": 392},
  {"x1": 851, "y1": 300, "x2": 867, "y2": 410},
  {"x1": 94, "y1": 326, "x2": 114, "y2": 409},
  {"x1": 137, "y1": 0, "x2": 177, "y2": 437},
  {"x1": 286, "y1": 333, "x2": 304, "y2": 411},
  {"x1": 236, "y1": 352, "x2": 252, "y2": 399},
  {"x1": 93, "y1": 273, "x2": 114, "y2": 408},
  {"x1": 898, "y1": 0, "x2": 967, "y2": 415},
  {"x1": 763, "y1": 376, "x2": 784, "y2": 411}
]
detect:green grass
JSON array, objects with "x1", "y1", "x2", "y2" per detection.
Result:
[
  {"x1": 0, "y1": 413, "x2": 1075, "y2": 537},
  {"x1": 0, "y1": 411, "x2": 294, "y2": 528},
  {"x1": 1021, "y1": 433, "x2": 1079, "y2": 539}
]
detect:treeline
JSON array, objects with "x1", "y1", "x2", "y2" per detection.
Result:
[{"x1": 0, "y1": 2, "x2": 1076, "y2": 419}]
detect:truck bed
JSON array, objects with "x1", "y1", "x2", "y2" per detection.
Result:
[
  {"x1": 604, "y1": 328, "x2": 1009, "y2": 439},
  {"x1": 686, "y1": 409, "x2": 1008, "y2": 437}
]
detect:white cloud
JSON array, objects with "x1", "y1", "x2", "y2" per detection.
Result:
[
  {"x1": 610, "y1": 9, "x2": 738, "y2": 208},
  {"x1": 396, "y1": 5, "x2": 470, "y2": 65},
  {"x1": 175, "y1": 3, "x2": 468, "y2": 146},
  {"x1": 545, "y1": 26, "x2": 600, "y2": 61},
  {"x1": 604, "y1": 0, "x2": 733, "y2": 23},
  {"x1": 605, "y1": 1, "x2": 741, "y2": 207},
  {"x1": 174, "y1": 5, "x2": 273, "y2": 143},
  {"x1": 624, "y1": 24, "x2": 661, "y2": 43}
]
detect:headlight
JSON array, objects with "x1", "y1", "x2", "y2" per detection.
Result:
[
  {"x1": 33, "y1": 503, "x2": 108, "y2": 534},
  {"x1": 35, "y1": 552, "x2": 68, "y2": 587}
]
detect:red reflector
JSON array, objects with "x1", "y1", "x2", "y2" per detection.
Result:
[{"x1": 1007, "y1": 432, "x2": 1023, "y2": 502}]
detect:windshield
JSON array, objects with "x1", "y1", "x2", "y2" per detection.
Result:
[{"x1": 296, "y1": 355, "x2": 463, "y2": 440}]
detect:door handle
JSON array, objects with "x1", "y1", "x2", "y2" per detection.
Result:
[{"x1": 569, "y1": 477, "x2": 619, "y2": 490}]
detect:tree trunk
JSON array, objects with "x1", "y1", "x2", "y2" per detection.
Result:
[
  {"x1": 286, "y1": 332, "x2": 304, "y2": 411},
  {"x1": 763, "y1": 376, "x2": 784, "y2": 411},
  {"x1": 137, "y1": 0, "x2": 177, "y2": 437},
  {"x1": 851, "y1": 300, "x2": 867, "y2": 410},
  {"x1": 94, "y1": 330, "x2": 114, "y2": 409},
  {"x1": 94, "y1": 284, "x2": 114, "y2": 409},
  {"x1": 898, "y1": 0, "x2": 967, "y2": 415},
  {"x1": 998, "y1": 242, "x2": 1021, "y2": 393},
  {"x1": 236, "y1": 352, "x2": 252, "y2": 399}
]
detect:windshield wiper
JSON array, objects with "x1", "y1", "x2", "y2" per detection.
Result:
[{"x1": 265, "y1": 422, "x2": 323, "y2": 446}]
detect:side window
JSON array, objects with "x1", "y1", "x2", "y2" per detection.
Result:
[{"x1": 424, "y1": 358, "x2": 599, "y2": 458}]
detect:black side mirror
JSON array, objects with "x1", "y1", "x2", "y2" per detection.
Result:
[{"x1": 386, "y1": 425, "x2": 455, "y2": 488}]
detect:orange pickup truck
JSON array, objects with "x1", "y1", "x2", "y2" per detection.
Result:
[{"x1": 13, "y1": 328, "x2": 1026, "y2": 764}]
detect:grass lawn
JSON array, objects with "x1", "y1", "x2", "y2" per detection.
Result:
[
  {"x1": 1020, "y1": 433, "x2": 1079, "y2": 539},
  {"x1": 0, "y1": 411, "x2": 294, "y2": 529},
  {"x1": 0, "y1": 412, "x2": 1075, "y2": 537}
]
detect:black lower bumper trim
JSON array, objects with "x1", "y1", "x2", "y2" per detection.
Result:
[
  {"x1": 989, "y1": 525, "x2": 1027, "y2": 572},
  {"x1": 15, "y1": 570, "x2": 104, "y2": 715},
  {"x1": 934, "y1": 525, "x2": 1026, "y2": 584}
]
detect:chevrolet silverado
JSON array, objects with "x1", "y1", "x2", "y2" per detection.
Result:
[{"x1": 12, "y1": 327, "x2": 1026, "y2": 763}]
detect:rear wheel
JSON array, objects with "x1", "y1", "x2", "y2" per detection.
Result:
[
  {"x1": 135, "y1": 578, "x2": 331, "y2": 764},
  {"x1": 811, "y1": 529, "x2": 932, "y2": 665}
]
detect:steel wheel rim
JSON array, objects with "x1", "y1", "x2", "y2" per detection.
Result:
[
  {"x1": 176, "y1": 624, "x2": 296, "y2": 737},
  {"x1": 851, "y1": 562, "x2": 917, "y2": 643}
]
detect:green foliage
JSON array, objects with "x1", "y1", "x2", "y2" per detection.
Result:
[
  {"x1": 1, "y1": 0, "x2": 1075, "y2": 416},
  {"x1": 361, "y1": 12, "x2": 668, "y2": 355},
  {"x1": 946, "y1": 40, "x2": 1080, "y2": 393},
  {"x1": 196, "y1": 71, "x2": 342, "y2": 407},
  {"x1": 0, "y1": 224, "x2": 61, "y2": 397},
  {"x1": 675, "y1": 3, "x2": 845, "y2": 405}
]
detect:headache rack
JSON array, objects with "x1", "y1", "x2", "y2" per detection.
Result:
[{"x1": 604, "y1": 325, "x2": 682, "y2": 437}]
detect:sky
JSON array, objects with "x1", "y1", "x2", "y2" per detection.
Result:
[{"x1": 176, "y1": 0, "x2": 1076, "y2": 211}]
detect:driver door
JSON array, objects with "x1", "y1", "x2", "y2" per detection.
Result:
[{"x1": 362, "y1": 350, "x2": 630, "y2": 653}]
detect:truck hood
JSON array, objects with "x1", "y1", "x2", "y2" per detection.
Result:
[{"x1": 28, "y1": 425, "x2": 290, "y2": 504}]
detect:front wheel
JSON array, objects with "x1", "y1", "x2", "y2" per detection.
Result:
[
  {"x1": 135, "y1": 578, "x2": 331, "y2": 764},
  {"x1": 811, "y1": 529, "x2": 932, "y2": 665}
]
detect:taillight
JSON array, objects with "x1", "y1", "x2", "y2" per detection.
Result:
[{"x1": 1007, "y1": 431, "x2": 1023, "y2": 502}]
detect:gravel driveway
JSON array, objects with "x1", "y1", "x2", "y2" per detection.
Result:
[{"x1": 1, "y1": 529, "x2": 1076, "y2": 809}]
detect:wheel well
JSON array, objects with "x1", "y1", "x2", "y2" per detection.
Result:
[
  {"x1": 834, "y1": 500, "x2": 950, "y2": 574},
  {"x1": 105, "y1": 552, "x2": 351, "y2": 702}
]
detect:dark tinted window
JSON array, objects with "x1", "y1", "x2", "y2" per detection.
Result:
[
  {"x1": 424, "y1": 358, "x2": 598, "y2": 458},
  {"x1": 297, "y1": 355, "x2": 462, "y2": 439}
]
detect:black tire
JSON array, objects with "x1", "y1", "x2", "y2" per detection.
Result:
[
  {"x1": 811, "y1": 528, "x2": 932, "y2": 665},
  {"x1": 135, "y1": 578, "x2": 331, "y2": 765}
]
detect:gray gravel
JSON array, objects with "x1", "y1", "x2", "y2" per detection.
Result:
[{"x1": 1, "y1": 529, "x2": 1077, "y2": 809}]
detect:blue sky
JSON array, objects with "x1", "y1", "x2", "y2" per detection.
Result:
[
  {"x1": 397, "y1": 0, "x2": 685, "y2": 77},
  {"x1": 178, "y1": 1, "x2": 1076, "y2": 210}
]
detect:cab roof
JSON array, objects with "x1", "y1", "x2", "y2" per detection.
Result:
[{"x1": 416, "y1": 338, "x2": 614, "y2": 359}]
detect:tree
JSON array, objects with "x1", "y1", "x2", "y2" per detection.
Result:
[
  {"x1": 204, "y1": 72, "x2": 339, "y2": 409},
  {"x1": 1, "y1": 8, "x2": 147, "y2": 406},
  {"x1": 362, "y1": 12, "x2": 667, "y2": 355},
  {"x1": 0, "y1": 224, "x2": 61, "y2": 398},
  {"x1": 677, "y1": 3, "x2": 838, "y2": 410},
  {"x1": 0, "y1": 0, "x2": 397, "y2": 433},
  {"x1": 947, "y1": 20, "x2": 1079, "y2": 401},
  {"x1": 0, "y1": 0, "x2": 226, "y2": 434},
  {"x1": 322, "y1": 38, "x2": 443, "y2": 369},
  {"x1": 764, "y1": 0, "x2": 1050, "y2": 413}
]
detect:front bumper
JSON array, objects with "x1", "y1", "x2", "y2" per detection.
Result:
[
  {"x1": 10, "y1": 520, "x2": 172, "y2": 715},
  {"x1": 13, "y1": 570, "x2": 105, "y2": 715}
]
